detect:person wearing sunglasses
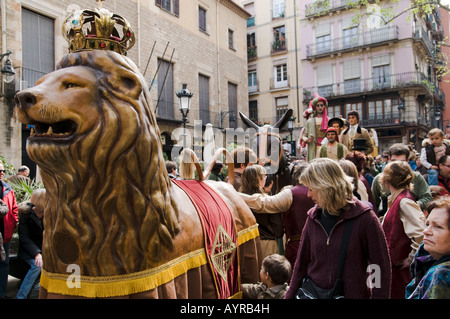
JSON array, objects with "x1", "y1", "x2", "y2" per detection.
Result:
[{"x1": 0, "y1": 163, "x2": 19, "y2": 298}]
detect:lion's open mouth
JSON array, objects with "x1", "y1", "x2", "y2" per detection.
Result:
[{"x1": 30, "y1": 120, "x2": 77, "y2": 139}]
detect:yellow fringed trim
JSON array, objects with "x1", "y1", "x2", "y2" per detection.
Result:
[
  {"x1": 40, "y1": 224, "x2": 260, "y2": 298},
  {"x1": 237, "y1": 224, "x2": 260, "y2": 246},
  {"x1": 40, "y1": 248, "x2": 207, "y2": 298}
]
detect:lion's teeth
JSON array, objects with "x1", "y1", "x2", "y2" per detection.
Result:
[
  {"x1": 31, "y1": 127, "x2": 35, "y2": 135},
  {"x1": 47, "y1": 126, "x2": 53, "y2": 135}
]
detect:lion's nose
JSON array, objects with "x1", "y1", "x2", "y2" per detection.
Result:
[{"x1": 15, "y1": 91, "x2": 37, "y2": 110}]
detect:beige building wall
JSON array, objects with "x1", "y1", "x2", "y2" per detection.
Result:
[
  {"x1": 241, "y1": 0, "x2": 302, "y2": 137},
  {"x1": 0, "y1": 0, "x2": 250, "y2": 171}
]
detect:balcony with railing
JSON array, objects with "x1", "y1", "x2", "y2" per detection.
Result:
[
  {"x1": 303, "y1": 71, "x2": 434, "y2": 101},
  {"x1": 270, "y1": 75, "x2": 290, "y2": 90},
  {"x1": 306, "y1": 25, "x2": 399, "y2": 59},
  {"x1": 247, "y1": 45, "x2": 257, "y2": 61},
  {"x1": 248, "y1": 80, "x2": 259, "y2": 94},
  {"x1": 271, "y1": 39, "x2": 287, "y2": 54},
  {"x1": 413, "y1": 25, "x2": 434, "y2": 56}
]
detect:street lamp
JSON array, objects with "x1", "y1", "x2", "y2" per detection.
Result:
[
  {"x1": 176, "y1": 84, "x2": 193, "y2": 148},
  {"x1": 1, "y1": 50, "x2": 15, "y2": 83},
  {"x1": 434, "y1": 109, "x2": 441, "y2": 122},
  {"x1": 288, "y1": 116, "x2": 294, "y2": 140},
  {"x1": 0, "y1": 50, "x2": 16, "y2": 103},
  {"x1": 220, "y1": 110, "x2": 236, "y2": 128},
  {"x1": 288, "y1": 116, "x2": 295, "y2": 156},
  {"x1": 397, "y1": 100, "x2": 405, "y2": 123}
]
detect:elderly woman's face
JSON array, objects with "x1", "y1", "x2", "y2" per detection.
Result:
[{"x1": 423, "y1": 207, "x2": 450, "y2": 260}]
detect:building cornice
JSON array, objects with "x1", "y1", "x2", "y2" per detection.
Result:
[{"x1": 219, "y1": 0, "x2": 251, "y2": 20}]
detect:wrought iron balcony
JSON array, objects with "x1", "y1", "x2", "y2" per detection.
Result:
[
  {"x1": 306, "y1": 25, "x2": 399, "y2": 59},
  {"x1": 271, "y1": 39, "x2": 287, "y2": 54},
  {"x1": 303, "y1": 71, "x2": 436, "y2": 101}
]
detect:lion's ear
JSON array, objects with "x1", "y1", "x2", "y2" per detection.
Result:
[{"x1": 116, "y1": 71, "x2": 142, "y2": 99}]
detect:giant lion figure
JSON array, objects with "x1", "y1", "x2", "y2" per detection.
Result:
[{"x1": 14, "y1": 50, "x2": 261, "y2": 298}]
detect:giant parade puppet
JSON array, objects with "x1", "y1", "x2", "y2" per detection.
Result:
[{"x1": 14, "y1": 1, "x2": 261, "y2": 298}]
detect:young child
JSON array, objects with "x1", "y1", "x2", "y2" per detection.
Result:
[
  {"x1": 420, "y1": 128, "x2": 450, "y2": 185},
  {"x1": 241, "y1": 254, "x2": 291, "y2": 299}
]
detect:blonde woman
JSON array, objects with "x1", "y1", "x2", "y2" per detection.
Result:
[
  {"x1": 285, "y1": 158, "x2": 391, "y2": 299},
  {"x1": 240, "y1": 165, "x2": 283, "y2": 259},
  {"x1": 379, "y1": 161, "x2": 426, "y2": 299}
]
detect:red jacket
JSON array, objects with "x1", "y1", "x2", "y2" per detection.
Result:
[
  {"x1": 1, "y1": 181, "x2": 19, "y2": 243},
  {"x1": 285, "y1": 199, "x2": 391, "y2": 299},
  {"x1": 438, "y1": 174, "x2": 450, "y2": 195}
]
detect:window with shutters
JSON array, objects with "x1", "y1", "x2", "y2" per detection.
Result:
[
  {"x1": 22, "y1": 8, "x2": 55, "y2": 88},
  {"x1": 155, "y1": 0, "x2": 179, "y2": 17},
  {"x1": 343, "y1": 59, "x2": 361, "y2": 94},
  {"x1": 315, "y1": 23, "x2": 331, "y2": 54},
  {"x1": 275, "y1": 96, "x2": 289, "y2": 121},
  {"x1": 372, "y1": 54, "x2": 391, "y2": 89},
  {"x1": 273, "y1": 0, "x2": 285, "y2": 19},
  {"x1": 342, "y1": 17, "x2": 359, "y2": 49},
  {"x1": 272, "y1": 26, "x2": 286, "y2": 53},
  {"x1": 156, "y1": 58, "x2": 174, "y2": 119},
  {"x1": 228, "y1": 29, "x2": 235, "y2": 50},
  {"x1": 249, "y1": 100, "x2": 258, "y2": 123},
  {"x1": 248, "y1": 70, "x2": 258, "y2": 93},
  {"x1": 316, "y1": 64, "x2": 333, "y2": 97},
  {"x1": 228, "y1": 82, "x2": 238, "y2": 128},
  {"x1": 274, "y1": 64, "x2": 288, "y2": 88},
  {"x1": 199, "y1": 74, "x2": 210, "y2": 124},
  {"x1": 199, "y1": 6, "x2": 207, "y2": 32}
]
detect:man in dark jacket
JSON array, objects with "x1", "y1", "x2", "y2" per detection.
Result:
[
  {"x1": 16, "y1": 189, "x2": 45, "y2": 299},
  {"x1": 0, "y1": 163, "x2": 19, "y2": 298}
]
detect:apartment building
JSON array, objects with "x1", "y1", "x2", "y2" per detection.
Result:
[
  {"x1": 241, "y1": 0, "x2": 301, "y2": 145},
  {"x1": 301, "y1": 0, "x2": 447, "y2": 153},
  {"x1": 0, "y1": 0, "x2": 250, "y2": 177}
]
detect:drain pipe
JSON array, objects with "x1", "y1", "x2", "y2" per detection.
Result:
[{"x1": 2, "y1": 0, "x2": 6, "y2": 54}]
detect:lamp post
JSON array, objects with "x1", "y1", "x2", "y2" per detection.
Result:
[
  {"x1": 288, "y1": 115, "x2": 295, "y2": 156},
  {"x1": 219, "y1": 110, "x2": 236, "y2": 128},
  {"x1": 434, "y1": 106, "x2": 442, "y2": 129},
  {"x1": 0, "y1": 50, "x2": 16, "y2": 103},
  {"x1": 1, "y1": 50, "x2": 15, "y2": 83},
  {"x1": 397, "y1": 100, "x2": 405, "y2": 123},
  {"x1": 176, "y1": 84, "x2": 193, "y2": 149}
]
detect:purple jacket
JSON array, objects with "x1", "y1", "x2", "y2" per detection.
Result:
[{"x1": 285, "y1": 199, "x2": 391, "y2": 299}]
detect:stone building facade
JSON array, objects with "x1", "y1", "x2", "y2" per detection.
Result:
[{"x1": 0, "y1": 0, "x2": 250, "y2": 178}]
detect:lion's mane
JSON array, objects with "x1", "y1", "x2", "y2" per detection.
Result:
[{"x1": 28, "y1": 51, "x2": 180, "y2": 276}]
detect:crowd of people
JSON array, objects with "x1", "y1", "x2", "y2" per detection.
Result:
[
  {"x1": 210, "y1": 94, "x2": 449, "y2": 299},
  {"x1": 161, "y1": 100, "x2": 449, "y2": 300},
  {"x1": 1, "y1": 93, "x2": 449, "y2": 299},
  {"x1": 0, "y1": 163, "x2": 46, "y2": 299}
]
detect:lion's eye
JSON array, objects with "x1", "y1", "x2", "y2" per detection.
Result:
[{"x1": 65, "y1": 83, "x2": 79, "y2": 89}]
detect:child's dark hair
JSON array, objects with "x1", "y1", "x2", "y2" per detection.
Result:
[{"x1": 262, "y1": 254, "x2": 291, "y2": 285}]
